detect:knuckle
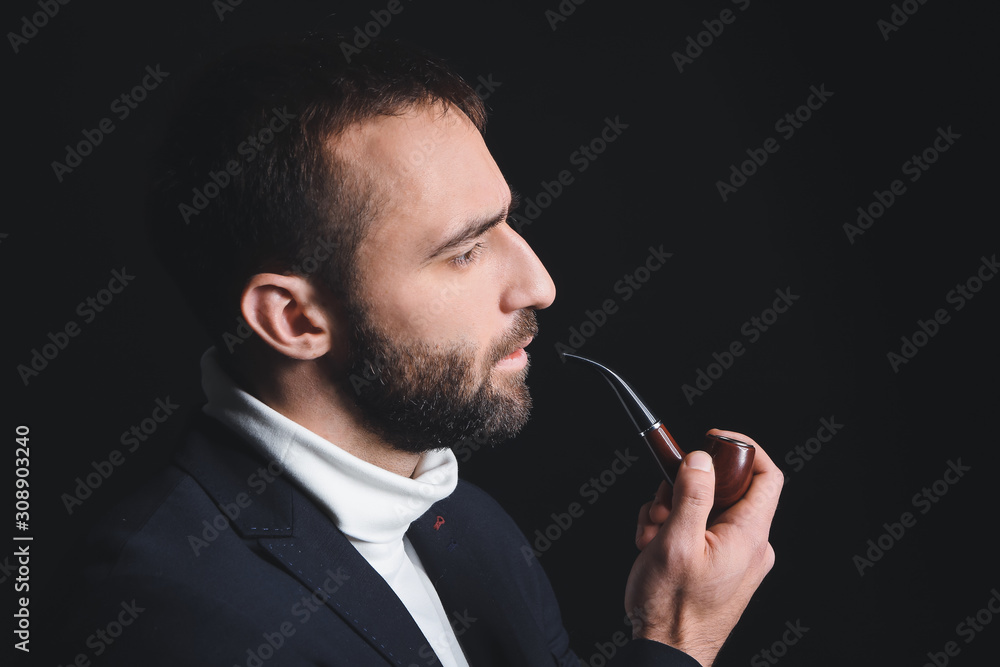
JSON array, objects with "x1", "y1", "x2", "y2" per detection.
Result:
[
  {"x1": 663, "y1": 537, "x2": 696, "y2": 567},
  {"x1": 753, "y1": 537, "x2": 774, "y2": 569},
  {"x1": 739, "y1": 529, "x2": 771, "y2": 564},
  {"x1": 684, "y1": 483, "x2": 714, "y2": 508},
  {"x1": 637, "y1": 502, "x2": 653, "y2": 525},
  {"x1": 764, "y1": 543, "x2": 776, "y2": 572}
]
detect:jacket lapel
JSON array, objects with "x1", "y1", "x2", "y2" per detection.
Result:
[
  {"x1": 174, "y1": 414, "x2": 440, "y2": 666},
  {"x1": 259, "y1": 493, "x2": 439, "y2": 666}
]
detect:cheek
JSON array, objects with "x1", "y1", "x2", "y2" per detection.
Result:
[{"x1": 376, "y1": 270, "x2": 499, "y2": 346}]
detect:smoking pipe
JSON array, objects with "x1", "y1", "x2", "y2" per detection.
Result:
[{"x1": 562, "y1": 353, "x2": 754, "y2": 510}]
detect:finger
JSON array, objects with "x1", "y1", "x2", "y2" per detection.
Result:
[
  {"x1": 649, "y1": 480, "x2": 671, "y2": 522},
  {"x1": 706, "y1": 428, "x2": 782, "y2": 524},
  {"x1": 637, "y1": 482, "x2": 674, "y2": 550},
  {"x1": 663, "y1": 450, "x2": 716, "y2": 545},
  {"x1": 635, "y1": 500, "x2": 662, "y2": 550}
]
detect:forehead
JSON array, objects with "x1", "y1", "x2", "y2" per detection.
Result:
[{"x1": 334, "y1": 103, "x2": 510, "y2": 252}]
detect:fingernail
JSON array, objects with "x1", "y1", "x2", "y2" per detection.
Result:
[{"x1": 687, "y1": 450, "x2": 713, "y2": 472}]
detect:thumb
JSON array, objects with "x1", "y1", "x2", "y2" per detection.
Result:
[{"x1": 666, "y1": 450, "x2": 716, "y2": 537}]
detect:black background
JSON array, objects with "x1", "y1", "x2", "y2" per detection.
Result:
[{"x1": 4, "y1": 0, "x2": 999, "y2": 665}]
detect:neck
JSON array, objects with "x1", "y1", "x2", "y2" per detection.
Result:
[{"x1": 239, "y1": 358, "x2": 423, "y2": 478}]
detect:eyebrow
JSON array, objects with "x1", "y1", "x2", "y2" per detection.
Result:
[{"x1": 424, "y1": 189, "x2": 520, "y2": 262}]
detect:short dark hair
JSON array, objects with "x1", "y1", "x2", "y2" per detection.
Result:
[{"x1": 145, "y1": 33, "x2": 486, "y2": 349}]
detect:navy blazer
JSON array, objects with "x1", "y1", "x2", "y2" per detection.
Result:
[{"x1": 64, "y1": 414, "x2": 699, "y2": 666}]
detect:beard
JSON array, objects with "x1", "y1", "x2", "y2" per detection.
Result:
[{"x1": 342, "y1": 305, "x2": 539, "y2": 455}]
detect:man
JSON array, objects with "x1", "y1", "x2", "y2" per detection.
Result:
[{"x1": 66, "y1": 34, "x2": 781, "y2": 665}]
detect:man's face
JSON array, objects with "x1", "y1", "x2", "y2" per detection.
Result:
[{"x1": 335, "y1": 103, "x2": 556, "y2": 454}]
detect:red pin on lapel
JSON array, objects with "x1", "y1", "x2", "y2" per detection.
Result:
[{"x1": 433, "y1": 515, "x2": 445, "y2": 530}]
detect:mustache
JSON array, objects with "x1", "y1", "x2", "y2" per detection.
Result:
[{"x1": 487, "y1": 309, "x2": 539, "y2": 365}]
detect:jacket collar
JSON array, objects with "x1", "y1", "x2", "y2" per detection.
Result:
[
  {"x1": 174, "y1": 413, "x2": 444, "y2": 665},
  {"x1": 173, "y1": 413, "x2": 557, "y2": 667}
]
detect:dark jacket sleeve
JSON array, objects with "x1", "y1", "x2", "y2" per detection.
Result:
[{"x1": 608, "y1": 639, "x2": 703, "y2": 666}]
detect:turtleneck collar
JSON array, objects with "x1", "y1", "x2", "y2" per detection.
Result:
[{"x1": 199, "y1": 348, "x2": 459, "y2": 545}]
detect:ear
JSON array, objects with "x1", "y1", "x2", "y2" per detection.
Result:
[{"x1": 240, "y1": 273, "x2": 336, "y2": 360}]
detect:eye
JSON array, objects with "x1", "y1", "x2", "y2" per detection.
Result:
[{"x1": 451, "y1": 242, "x2": 485, "y2": 268}]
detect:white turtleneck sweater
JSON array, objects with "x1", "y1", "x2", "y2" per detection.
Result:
[{"x1": 200, "y1": 349, "x2": 470, "y2": 667}]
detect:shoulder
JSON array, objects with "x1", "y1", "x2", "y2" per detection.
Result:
[
  {"x1": 448, "y1": 477, "x2": 512, "y2": 517},
  {"x1": 55, "y1": 420, "x2": 311, "y2": 663},
  {"x1": 437, "y1": 478, "x2": 533, "y2": 544},
  {"x1": 418, "y1": 477, "x2": 550, "y2": 602}
]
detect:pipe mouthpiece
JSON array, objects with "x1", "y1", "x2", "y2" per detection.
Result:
[{"x1": 562, "y1": 353, "x2": 658, "y2": 433}]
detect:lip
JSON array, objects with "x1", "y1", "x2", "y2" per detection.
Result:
[{"x1": 496, "y1": 337, "x2": 533, "y2": 367}]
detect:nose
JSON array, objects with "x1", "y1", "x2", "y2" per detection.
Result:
[{"x1": 496, "y1": 223, "x2": 556, "y2": 313}]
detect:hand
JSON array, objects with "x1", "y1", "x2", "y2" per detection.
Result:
[{"x1": 624, "y1": 429, "x2": 783, "y2": 666}]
